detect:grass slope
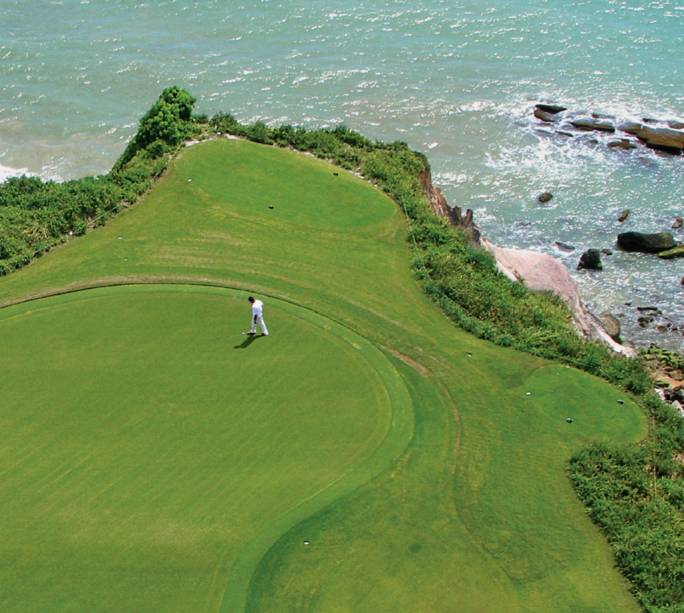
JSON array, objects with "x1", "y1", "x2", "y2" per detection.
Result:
[{"x1": 0, "y1": 138, "x2": 646, "y2": 611}]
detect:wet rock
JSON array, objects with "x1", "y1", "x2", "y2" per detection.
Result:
[
  {"x1": 577, "y1": 249, "x2": 603, "y2": 271},
  {"x1": 601, "y1": 248, "x2": 613, "y2": 256},
  {"x1": 534, "y1": 108, "x2": 560, "y2": 123},
  {"x1": 537, "y1": 192, "x2": 553, "y2": 203},
  {"x1": 658, "y1": 245, "x2": 684, "y2": 259},
  {"x1": 619, "y1": 121, "x2": 643, "y2": 134},
  {"x1": 667, "y1": 120, "x2": 684, "y2": 130},
  {"x1": 617, "y1": 231, "x2": 676, "y2": 253},
  {"x1": 637, "y1": 306, "x2": 662, "y2": 313},
  {"x1": 626, "y1": 124, "x2": 684, "y2": 153},
  {"x1": 638, "y1": 315, "x2": 654, "y2": 328},
  {"x1": 618, "y1": 209, "x2": 630, "y2": 223},
  {"x1": 535, "y1": 103, "x2": 567, "y2": 114},
  {"x1": 555, "y1": 241, "x2": 575, "y2": 252},
  {"x1": 571, "y1": 117, "x2": 616, "y2": 132},
  {"x1": 672, "y1": 216, "x2": 683, "y2": 230},
  {"x1": 599, "y1": 313, "x2": 621, "y2": 342},
  {"x1": 607, "y1": 138, "x2": 637, "y2": 150}
]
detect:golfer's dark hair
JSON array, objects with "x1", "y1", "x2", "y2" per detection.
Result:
[{"x1": 248, "y1": 296, "x2": 255, "y2": 302}]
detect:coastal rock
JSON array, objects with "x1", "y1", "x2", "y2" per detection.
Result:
[
  {"x1": 668, "y1": 120, "x2": 684, "y2": 130},
  {"x1": 618, "y1": 209, "x2": 630, "y2": 223},
  {"x1": 481, "y1": 239, "x2": 633, "y2": 355},
  {"x1": 672, "y1": 216, "x2": 683, "y2": 230},
  {"x1": 571, "y1": 117, "x2": 615, "y2": 132},
  {"x1": 607, "y1": 138, "x2": 636, "y2": 150},
  {"x1": 419, "y1": 167, "x2": 480, "y2": 244},
  {"x1": 617, "y1": 231, "x2": 676, "y2": 253},
  {"x1": 537, "y1": 191, "x2": 553, "y2": 203},
  {"x1": 534, "y1": 109, "x2": 560, "y2": 123},
  {"x1": 618, "y1": 121, "x2": 643, "y2": 134},
  {"x1": 657, "y1": 245, "x2": 684, "y2": 259},
  {"x1": 624, "y1": 124, "x2": 684, "y2": 153},
  {"x1": 428, "y1": 166, "x2": 633, "y2": 356},
  {"x1": 577, "y1": 249, "x2": 603, "y2": 271},
  {"x1": 535, "y1": 103, "x2": 567, "y2": 114},
  {"x1": 636, "y1": 306, "x2": 662, "y2": 313},
  {"x1": 599, "y1": 313, "x2": 621, "y2": 342},
  {"x1": 555, "y1": 241, "x2": 575, "y2": 252}
]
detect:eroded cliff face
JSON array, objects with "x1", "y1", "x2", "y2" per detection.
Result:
[
  {"x1": 419, "y1": 168, "x2": 633, "y2": 355},
  {"x1": 419, "y1": 168, "x2": 480, "y2": 243}
]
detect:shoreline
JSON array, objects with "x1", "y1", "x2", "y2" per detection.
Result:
[{"x1": 420, "y1": 166, "x2": 654, "y2": 356}]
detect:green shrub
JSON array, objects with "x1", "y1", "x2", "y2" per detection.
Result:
[
  {"x1": 114, "y1": 86, "x2": 196, "y2": 170},
  {"x1": 0, "y1": 88, "x2": 195, "y2": 275}
]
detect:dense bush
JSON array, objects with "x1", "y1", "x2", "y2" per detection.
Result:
[
  {"x1": 570, "y1": 442, "x2": 683, "y2": 611},
  {"x1": 0, "y1": 87, "x2": 196, "y2": 276},
  {"x1": 114, "y1": 86, "x2": 197, "y2": 170}
]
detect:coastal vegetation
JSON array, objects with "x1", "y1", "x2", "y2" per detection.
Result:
[
  {"x1": 0, "y1": 88, "x2": 681, "y2": 611},
  {"x1": 0, "y1": 86, "x2": 196, "y2": 276}
]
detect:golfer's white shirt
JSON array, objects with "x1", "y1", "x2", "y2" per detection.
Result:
[{"x1": 252, "y1": 300, "x2": 264, "y2": 318}]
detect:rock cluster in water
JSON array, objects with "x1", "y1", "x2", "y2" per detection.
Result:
[{"x1": 533, "y1": 104, "x2": 684, "y2": 155}]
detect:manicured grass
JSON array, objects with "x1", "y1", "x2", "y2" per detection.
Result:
[
  {"x1": 0, "y1": 139, "x2": 646, "y2": 611},
  {"x1": 0, "y1": 285, "x2": 411, "y2": 612}
]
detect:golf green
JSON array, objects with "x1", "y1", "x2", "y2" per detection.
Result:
[
  {"x1": 0, "y1": 138, "x2": 647, "y2": 611},
  {"x1": 0, "y1": 285, "x2": 412, "y2": 611}
]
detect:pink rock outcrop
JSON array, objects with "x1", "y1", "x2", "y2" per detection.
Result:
[{"x1": 481, "y1": 239, "x2": 633, "y2": 355}]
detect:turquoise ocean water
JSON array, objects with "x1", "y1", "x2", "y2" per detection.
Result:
[{"x1": 1, "y1": 0, "x2": 682, "y2": 349}]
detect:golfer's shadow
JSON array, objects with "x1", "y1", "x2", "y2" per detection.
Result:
[{"x1": 234, "y1": 334, "x2": 263, "y2": 349}]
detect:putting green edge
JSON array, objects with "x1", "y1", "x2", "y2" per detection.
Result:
[{"x1": 0, "y1": 282, "x2": 415, "y2": 613}]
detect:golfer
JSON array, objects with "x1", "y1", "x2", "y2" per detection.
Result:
[{"x1": 247, "y1": 296, "x2": 269, "y2": 336}]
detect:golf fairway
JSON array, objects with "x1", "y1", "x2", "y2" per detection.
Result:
[{"x1": 0, "y1": 139, "x2": 647, "y2": 611}]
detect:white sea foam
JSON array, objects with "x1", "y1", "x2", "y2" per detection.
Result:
[{"x1": 0, "y1": 163, "x2": 30, "y2": 182}]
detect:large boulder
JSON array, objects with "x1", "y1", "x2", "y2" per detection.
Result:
[
  {"x1": 622, "y1": 124, "x2": 684, "y2": 152},
  {"x1": 617, "y1": 231, "x2": 676, "y2": 253},
  {"x1": 481, "y1": 239, "x2": 634, "y2": 355}
]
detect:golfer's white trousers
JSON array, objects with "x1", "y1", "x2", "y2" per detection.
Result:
[{"x1": 250, "y1": 315, "x2": 269, "y2": 335}]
